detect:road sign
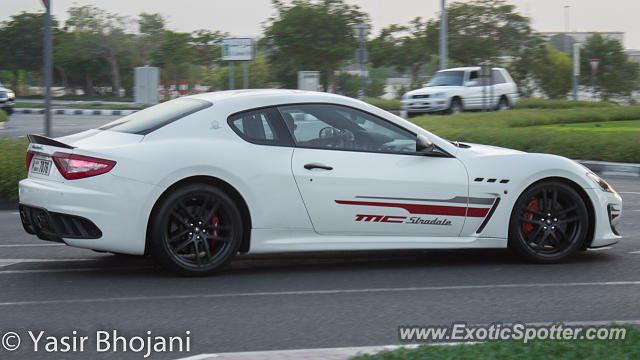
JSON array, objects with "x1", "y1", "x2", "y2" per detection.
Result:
[
  {"x1": 589, "y1": 59, "x2": 600, "y2": 75},
  {"x1": 221, "y1": 38, "x2": 255, "y2": 61}
]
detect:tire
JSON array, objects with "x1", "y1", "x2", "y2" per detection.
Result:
[
  {"x1": 497, "y1": 97, "x2": 509, "y2": 111},
  {"x1": 448, "y1": 98, "x2": 463, "y2": 115},
  {"x1": 508, "y1": 181, "x2": 589, "y2": 263},
  {"x1": 149, "y1": 183, "x2": 243, "y2": 276}
]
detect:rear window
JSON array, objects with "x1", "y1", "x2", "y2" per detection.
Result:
[{"x1": 98, "y1": 98, "x2": 212, "y2": 134}]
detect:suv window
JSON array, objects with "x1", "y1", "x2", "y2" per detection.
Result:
[
  {"x1": 99, "y1": 98, "x2": 211, "y2": 134},
  {"x1": 277, "y1": 104, "x2": 417, "y2": 154},
  {"x1": 492, "y1": 70, "x2": 506, "y2": 84},
  {"x1": 228, "y1": 107, "x2": 292, "y2": 146}
]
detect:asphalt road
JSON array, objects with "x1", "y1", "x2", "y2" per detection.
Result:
[
  {"x1": 0, "y1": 176, "x2": 638, "y2": 359},
  {"x1": 2, "y1": 113, "x2": 118, "y2": 139}
]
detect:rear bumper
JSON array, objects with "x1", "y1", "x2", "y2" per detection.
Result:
[
  {"x1": 19, "y1": 174, "x2": 159, "y2": 254},
  {"x1": 19, "y1": 204, "x2": 102, "y2": 242}
]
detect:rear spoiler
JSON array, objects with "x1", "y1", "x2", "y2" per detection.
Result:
[{"x1": 27, "y1": 134, "x2": 75, "y2": 149}]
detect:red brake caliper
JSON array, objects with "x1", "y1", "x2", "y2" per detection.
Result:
[
  {"x1": 210, "y1": 214, "x2": 220, "y2": 247},
  {"x1": 522, "y1": 198, "x2": 538, "y2": 236}
]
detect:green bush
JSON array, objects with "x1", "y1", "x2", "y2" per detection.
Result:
[
  {"x1": 411, "y1": 106, "x2": 640, "y2": 162},
  {"x1": 365, "y1": 98, "x2": 402, "y2": 111},
  {"x1": 0, "y1": 137, "x2": 28, "y2": 200},
  {"x1": 514, "y1": 97, "x2": 617, "y2": 109}
]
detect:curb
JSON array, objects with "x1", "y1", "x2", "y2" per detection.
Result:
[
  {"x1": 579, "y1": 160, "x2": 640, "y2": 177},
  {"x1": 16, "y1": 108, "x2": 139, "y2": 116}
]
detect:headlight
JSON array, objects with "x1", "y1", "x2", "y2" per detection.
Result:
[
  {"x1": 7, "y1": 91, "x2": 14, "y2": 99},
  {"x1": 586, "y1": 172, "x2": 615, "y2": 193}
]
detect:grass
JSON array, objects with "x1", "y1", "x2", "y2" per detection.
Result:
[
  {"x1": 513, "y1": 98, "x2": 617, "y2": 109},
  {"x1": 351, "y1": 325, "x2": 639, "y2": 360},
  {"x1": 0, "y1": 137, "x2": 28, "y2": 200},
  {"x1": 0, "y1": 109, "x2": 7, "y2": 122},
  {"x1": 14, "y1": 102, "x2": 146, "y2": 110},
  {"x1": 411, "y1": 105, "x2": 640, "y2": 163}
]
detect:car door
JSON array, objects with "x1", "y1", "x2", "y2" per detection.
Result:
[
  {"x1": 464, "y1": 70, "x2": 483, "y2": 109},
  {"x1": 278, "y1": 103, "x2": 477, "y2": 238}
]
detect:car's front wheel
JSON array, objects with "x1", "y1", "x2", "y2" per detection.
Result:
[
  {"x1": 448, "y1": 98, "x2": 463, "y2": 115},
  {"x1": 149, "y1": 183, "x2": 243, "y2": 276},
  {"x1": 508, "y1": 180, "x2": 589, "y2": 263}
]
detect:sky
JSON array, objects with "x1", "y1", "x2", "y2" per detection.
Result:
[{"x1": 2, "y1": 0, "x2": 640, "y2": 49}]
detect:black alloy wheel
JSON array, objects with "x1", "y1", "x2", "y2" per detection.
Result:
[
  {"x1": 509, "y1": 181, "x2": 589, "y2": 263},
  {"x1": 150, "y1": 183, "x2": 243, "y2": 276}
]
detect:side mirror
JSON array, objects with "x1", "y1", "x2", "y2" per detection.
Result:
[
  {"x1": 464, "y1": 80, "x2": 478, "y2": 87},
  {"x1": 416, "y1": 134, "x2": 434, "y2": 152}
]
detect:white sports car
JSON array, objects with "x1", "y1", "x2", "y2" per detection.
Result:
[{"x1": 19, "y1": 90, "x2": 622, "y2": 275}]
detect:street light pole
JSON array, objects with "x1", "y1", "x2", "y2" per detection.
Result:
[
  {"x1": 440, "y1": 0, "x2": 447, "y2": 70},
  {"x1": 43, "y1": 0, "x2": 52, "y2": 137}
]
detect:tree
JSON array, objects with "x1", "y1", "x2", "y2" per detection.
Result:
[
  {"x1": 264, "y1": 0, "x2": 368, "y2": 90},
  {"x1": 150, "y1": 31, "x2": 193, "y2": 84},
  {"x1": 190, "y1": 30, "x2": 226, "y2": 67},
  {"x1": 367, "y1": 19, "x2": 432, "y2": 88},
  {"x1": 204, "y1": 54, "x2": 272, "y2": 90},
  {"x1": 66, "y1": 5, "x2": 133, "y2": 97},
  {"x1": 427, "y1": 0, "x2": 535, "y2": 66},
  {"x1": 138, "y1": 13, "x2": 166, "y2": 65},
  {"x1": 580, "y1": 34, "x2": 640, "y2": 100},
  {"x1": 530, "y1": 45, "x2": 571, "y2": 99},
  {"x1": 0, "y1": 12, "x2": 54, "y2": 93}
]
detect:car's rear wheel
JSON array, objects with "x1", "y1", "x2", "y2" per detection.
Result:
[
  {"x1": 150, "y1": 183, "x2": 243, "y2": 276},
  {"x1": 508, "y1": 181, "x2": 589, "y2": 263},
  {"x1": 497, "y1": 96, "x2": 509, "y2": 111}
]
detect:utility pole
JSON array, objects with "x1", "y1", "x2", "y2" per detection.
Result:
[
  {"x1": 353, "y1": 25, "x2": 369, "y2": 99},
  {"x1": 229, "y1": 62, "x2": 234, "y2": 90},
  {"x1": 440, "y1": 0, "x2": 447, "y2": 70},
  {"x1": 572, "y1": 43, "x2": 579, "y2": 101},
  {"x1": 564, "y1": 5, "x2": 570, "y2": 52},
  {"x1": 43, "y1": 0, "x2": 52, "y2": 137},
  {"x1": 242, "y1": 61, "x2": 248, "y2": 89}
]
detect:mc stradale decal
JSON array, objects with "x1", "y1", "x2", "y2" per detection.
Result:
[
  {"x1": 337, "y1": 195, "x2": 496, "y2": 225},
  {"x1": 355, "y1": 214, "x2": 453, "y2": 226}
]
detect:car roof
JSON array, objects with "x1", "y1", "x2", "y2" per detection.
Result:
[{"x1": 186, "y1": 89, "x2": 362, "y2": 108}]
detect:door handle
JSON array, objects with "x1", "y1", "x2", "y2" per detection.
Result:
[{"x1": 304, "y1": 163, "x2": 333, "y2": 171}]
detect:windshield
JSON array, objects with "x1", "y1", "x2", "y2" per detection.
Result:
[
  {"x1": 426, "y1": 71, "x2": 465, "y2": 86},
  {"x1": 98, "y1": 98, "x2": 211, "y2": 135}
]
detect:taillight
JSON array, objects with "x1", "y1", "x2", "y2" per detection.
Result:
[
  {"x1": 26, "y1": 151, "x2": 35, "y2": 171},
  {"x1": 51, "y1": 152, "x2": 116, "y2": 180}
]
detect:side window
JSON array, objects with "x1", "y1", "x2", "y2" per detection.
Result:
[
  {"x1": 492, "y1": 70, "x2": 506, "y2": 84},
  {"x1": 228, "y1": 108, "x2": 291, "y2": 146},
  {"x1": 277, "y1": 104, "x2": 417, "y2": 154}
]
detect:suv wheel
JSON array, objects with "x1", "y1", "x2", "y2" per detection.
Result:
[{"x1": 449, "y1": 98, "x2": 463, "y2": 115}]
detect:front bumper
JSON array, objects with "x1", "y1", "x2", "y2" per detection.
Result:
[
  {"x1": 19, "y1": 174, "x2": 159, "y2": 254},
  {"x1": 401, "y1": 98, "x2": 450, "y2": 113},
  {"x1": 586, "y1": 187, "x2": 623, "y2": 247},
  {"x1": 0, "y1": 99, "x2": 14, "y2": 114}
]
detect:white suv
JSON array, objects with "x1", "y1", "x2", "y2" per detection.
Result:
[{"x1": 401, "y1": 67, "x2": 519, "y2": 116}]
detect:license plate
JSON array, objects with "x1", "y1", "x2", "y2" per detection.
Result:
[{"x1": 31, "y1": 158, "x2": 52, "y2": 176}]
